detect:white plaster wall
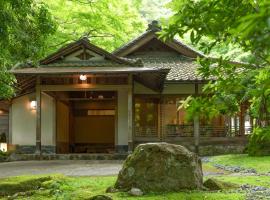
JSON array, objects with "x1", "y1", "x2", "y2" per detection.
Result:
[
  {"x1": 41, "y1": 93, "x2": 55, "y2": 145},
  {"x1": 163, "y1": 83, "x2": 195, "y2": 94},
  {"x1": 117, "y1": 90, "x2": 128, "y2": 146},
  {"x1": 11, "y1": 93, "x2": 55, "y2": 146}
]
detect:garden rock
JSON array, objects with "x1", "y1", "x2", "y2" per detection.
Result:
[
  {"x1": 114, "y1": 143, "x2": 203, "y2": 192},
  {"x1": 203, "y1": 178, "x2": 239, "y2": 190},
  {"x1": 128, "y1": 188, "x2": 143, "y2": 196},
  {"x1": 105, "y1": 186, "x2": 118, "y2": 193},
  {"x1": 88, "y1": 195, "x2": 113, "y2": 200}
]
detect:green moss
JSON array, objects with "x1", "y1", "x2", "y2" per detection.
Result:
[
  {"x1": 204, "y1": 178, "x2": 239, "y2": 190},
  {"x1": 0, "y1": 175, "x2": 53, "y2": 196},
  {"x1": 0, "y1": 175, "x2": 244, "y2": 200},
  {"x1": 209, "y1": 154, "x2": 270, "y2": 173},
  {"x1": 213, "y1": 176, "x2": 270, "y2": 188}
]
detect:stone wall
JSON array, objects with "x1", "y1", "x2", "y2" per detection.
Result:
[
  {"x1": 134, "y1": 142, "x2": 247, "y2": 156},
  {"x1": 15, "y1": 145, "x2": 56, "y2": 154}
]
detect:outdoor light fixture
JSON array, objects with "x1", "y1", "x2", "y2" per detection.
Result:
[
  {"x1": 0, "y1": 143, "x2": 7, "y2": 152},
  {"x1": 30, "y1": 100, "x2": 37, "y2": 110},
  {"x1": 79, "y1": 74, "x2": 87, "y2": 81}
]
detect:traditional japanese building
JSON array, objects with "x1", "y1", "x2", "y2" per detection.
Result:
[{"x1": 5, "y1": 21, "x2": 249, "y2": 155}]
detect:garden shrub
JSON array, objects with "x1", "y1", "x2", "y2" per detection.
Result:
[
  {"x1": 0, "y1": 133, "x2": 6, "y2": 143},
  {"x1": 248, "y1": 127, "x2": 270, "y2": 156},
  {"x1": 0, "y1": 150, "x2": 7, "y2": 162}
]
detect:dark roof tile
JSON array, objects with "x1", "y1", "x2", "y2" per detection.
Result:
[{"x1": 128, "y1": 52, "x2": 205, "y2": 81}]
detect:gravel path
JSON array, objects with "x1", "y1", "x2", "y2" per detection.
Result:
[{"x1": 0, "y1": 160, "x2": 123, "y2": 178}]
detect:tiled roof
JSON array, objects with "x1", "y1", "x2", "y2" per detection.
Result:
[
  {"x1": 128, "y1": 52, "x2": 205, "y2": 81},
  {"x1": 14, "y1": 59, "x2": 141, "y2": 69}
]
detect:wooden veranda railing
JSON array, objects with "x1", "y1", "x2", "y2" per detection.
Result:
[
  {"x1": 134, "y1": 126, "x2": 158, "y2": 137},
  {"x1": 166, "y1": 124, "x2": 252, "y2": 138},
  {"x1": 134, "y1": 125, "x2": 252, "y2": 139}
]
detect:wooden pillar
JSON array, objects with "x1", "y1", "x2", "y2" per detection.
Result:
[
  {"x1": 8, "y1": 106, "x2": 12, "y2": 144},
  {"x1": 127, "y1": 76, "x2": 133, "y2": 152},
  {"x1": 157, "y1": 97, "x2": 161, "y2": 141},
  {"x1": 194, "y1": 115, "x2": 200, "y2": 154},
  {"x1": 35, "y1": 77, "x2": 42, "y2": 155},
  {"x1": 194, "y1": 83, "x2": 200, "y2": 154}
]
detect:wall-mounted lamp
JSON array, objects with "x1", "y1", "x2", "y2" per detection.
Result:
[
  {"x1": 30, "y1": 100, "x2": 37, "y2": 110},
  {"x1": 79, "y1": 74, "x2": 87, "y2": 81},
  {"x1": 0, "y1": 143, "x2": 7, "y2": 152}
]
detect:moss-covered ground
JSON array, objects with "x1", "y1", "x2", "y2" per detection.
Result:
[{"x1": 1, "y1": 154, "x2": 270, "y2": 200}]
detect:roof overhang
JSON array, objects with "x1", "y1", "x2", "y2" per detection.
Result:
[
  {"x1": 134, "y1": 69, "x2": 170, "y2": 92},
  {"x1": 10, "y1": 66, "x2": 163, "y2": 75},
  {"x1": 11, "y1": 67, "x2": 170, "y2": 93}
]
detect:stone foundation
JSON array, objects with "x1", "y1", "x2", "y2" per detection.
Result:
[
  {"x1": 134, "y1": 142, "x2": 247, "y2": 156},
  {"x1": 14, "y1": 145, "x2": 56, "y2": 154},
  {"x1": 115, "y1": 145, "x2": 128, "y2": 153},
  {"x1": 198, "y1": 144, "x2": 247, "y2": 156},
  {"x1": 7, "y1": 153, "x2": 128, "y2": 162}
]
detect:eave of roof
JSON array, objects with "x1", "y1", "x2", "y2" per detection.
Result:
[
  {"x1": 10, "y1": 66, "x2": 167, "y2": 75},
  {"x1": 39, "y1": 37, "x2": 142, "y2": 66}
]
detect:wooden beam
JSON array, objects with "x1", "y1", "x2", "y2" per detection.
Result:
[
  {"x1": 40, "y1": 84, "x2": 131, "y2": 91},
  {"x1": 35, "y1": 77, "x2": 42, "y2": 155}
]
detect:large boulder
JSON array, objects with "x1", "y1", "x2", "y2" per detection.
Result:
[{"x1": 114, "y1": 143, "x2": 203, "y2": 192}]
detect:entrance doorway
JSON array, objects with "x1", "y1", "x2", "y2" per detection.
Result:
[{"x1": 56, "y1": 91, "x2": 117, "y2": 153}]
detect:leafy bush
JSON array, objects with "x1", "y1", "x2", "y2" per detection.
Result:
[
  {"x1": 248, "y1": 127, "x2": 270, "y2": 156},
  {"x1": 0, "y1": 150, "x2": 7, "y2": 162},
  {"x1": 0, "y1": 133, "x2": 6, "y2": 143}
]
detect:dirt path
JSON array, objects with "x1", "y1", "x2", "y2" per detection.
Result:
[
  {"x1": 0, "y1": 159, "x2": 229, "y2": 178},
  {"x1": 0, "y1": 160, "x2": 123, "y2": 178}
]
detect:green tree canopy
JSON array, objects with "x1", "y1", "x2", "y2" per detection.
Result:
[
  {"x1": 0, "y1": 0, "x2": 56, "y2": 98},
  {"x1": 0, "y1": 0, "x2": 146, "y2": 99},
  {"x1": 162, "y1": 0, "x2": 270, "y2": 127},
  {"x1": 45, "y1": 0, "x2": 146, "y2": 53}
]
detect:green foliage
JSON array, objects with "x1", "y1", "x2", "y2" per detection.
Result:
[
  {"x1": 135, "y1": 0, "x2": 172, "y2": 21},
  {"x1": 179, "y1": 96, "x2": 219, "y2": 122},
  {"x1": 0, "y1": 150, "x2": 7, "y2": 162},
  {"x1": 0, "y1": 0, "x2": 146, "y2": 99},
  {"x1": 0, "y1": 0, "x2": 56, "y2": 99},
  {"x1": 162, "y1": 0, "x2": 270, "y2": 131},
  {"x1": 248, "y1": 127, "x2": 270, "y2": 156},
  {"x1": 45, "y1": 0, "x2": 146, "y2": 53},
  {"x1": 0, "y1": 132, "x2": 6, "y2": 143}
]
